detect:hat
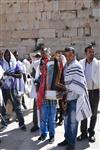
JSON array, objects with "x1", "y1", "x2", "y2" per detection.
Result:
[
  {"x1": 43, "y1": 48, "x2": 51, "y2": 54},
  {"x1": 65, "y1": 47, "x2": 76, "y2": 53},
  {"x1": 85, "y1": 44, "x2": 94, "y2": 53}
]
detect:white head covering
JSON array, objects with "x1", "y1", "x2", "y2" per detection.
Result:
[{"x1": 3, "y1": 49, "x2": 17, "y2": 72}]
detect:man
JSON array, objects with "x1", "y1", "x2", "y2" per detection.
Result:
[
  {"x1": 58, "y1": 47, "x2": 92, "y2": 150},
  {"x1": 30, "y1": 53, "x2": 41, "y2": 132},
  {"x1": 13, "y1": 50, "x2": 27, "y2": 110},
  {"x1": 37, "y1": 48, "x2": 57, "y2": 143},
  {"x1": 77, "y1": 44, "x2": 100, "y2": 142},
  {"x1": 1, "y1": 49, "x2": 26, "y2": 130}
]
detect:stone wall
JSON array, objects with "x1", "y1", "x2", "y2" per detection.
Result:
[{"x1": 0, "y1": 0, "x2": 100, "y2": 59}]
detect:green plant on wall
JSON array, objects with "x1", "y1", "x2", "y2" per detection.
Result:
[{"x1": 93, "y1": 0, "x2": 100, "y2": 3}]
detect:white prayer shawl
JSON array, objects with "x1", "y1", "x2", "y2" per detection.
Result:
[
  {"x1": 2, "y1": 51, "x2": 24, "y2": 94},
  {"x1": 2, "y1": 51, "x2": 17, "y2": 89},
  {"x1": 80, "y1": 58, "x2": 100, "y2": 90},
  {"x1": 22, "y1": 59, "x2": 32, "y2": 75},
  {"x1": 64, "y1": 59, "x2": 92, "y2": 122},
  {"x1": 29, "y1": 59, "x2": 41, "y2": 99}
]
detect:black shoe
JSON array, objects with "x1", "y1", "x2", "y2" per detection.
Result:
[
  {"x1": 66, "y1": 144, "x2": 75, "y2": 150},
  {"x1": 20, "y1": 125, "x2": 27, "y2": 131},
  {"x1": 22, "y1": 104, "x2": 27, "y2": 110},
  {"x1": 58, "y1": 139, "x2": 68, "y2": 146},
  {"x1": 77, "y1": 134, "x2": 88, "y2": 141},
  {"x1": 30, "y1": 126, "x2": 39, "y2": 132},
  {"x1": 49, "y1": 136, "x2": 54, "y2": 144},
  {"x1": 89, "y1": 135, "x2": 95, "y2": 143},
  {"x1": 38, "y1": 135, "x2": 46, "y2": 141},
  {"x1": 57, "y1": 121, "x2": 63, "y2": 126}
]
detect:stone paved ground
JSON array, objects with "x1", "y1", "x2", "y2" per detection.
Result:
[{"x1": 0, "y1": 97, "x2": 100, "y2": 150}]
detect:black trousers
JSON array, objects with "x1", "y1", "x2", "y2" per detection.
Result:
[
  {"x1": 32, "y1": 98, "x2": 38, "y2": 127},
  {"x1": 80, "y1": 89, "x2": 99, "y2": 136},
  {"x1": 1, "y1": 88, "x2": 24, "y2": 127}
]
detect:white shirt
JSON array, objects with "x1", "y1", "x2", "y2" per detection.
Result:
[{"x1": 85, "y1": 62, "x2": 98, "y2": 90}]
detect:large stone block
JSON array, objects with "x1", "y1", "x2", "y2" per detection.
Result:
[
  {"x1": 20, "y1": 39, "x2": 35, "y2": 46},
  {"x1": 50, "y1": 20, "x2": 65, "y2": 30},
  {"x1": 77, "y1": 27, "x2": 84, "y2": 37},
  {"x1": 44, "y1": 1, "x2": 53, "y2": 11},
  {"x1": 63, "y1": 28, "x2": 77, "y2": 38},
  {"x1": 6, "y1": 14, "x2": 18, "y2": 22},
  {"x1": 77, "y1": 9, "x2": 92, "y2": 18},
  {"x1": 46, "y1": 11, "x2": 52, "y2": 20},
  {"x1": 39, "y1": 29, "x2": 55, "y2": 38},
  {"x1": 52, "y1": 0, "x2": 59, "y2": 11},
  {"x1": 59, "y1": 0, "x2": 76, "y2": 11},
  {"x1": 51, "y1": 11, "x2": 61, "y2": 20},
  {"x1": 39, "y1": 20, "x2": 50, "y2": 29},
  {"x1": 0, "y1": 14, "x2": 6, "y2": 24},
  {"x1": 29, "y1": 2, "x2": 36, "y2": 13},
  {"x1": 75, "y1": 0, "x2": 91, "y2": 9},
  {"x1": 35, "y1": 2, "x2": 44, "y2": 12},
  {"x1": 11, "y1": 30, "x2": 39, "y2": 39},
  {"x1": 60, "y1": 11, "x2": 76, "y2": 20},
  {"x1": 41, "y1": 11, "x2": 47, "y2": 20},
  {"x1": 5, "y1": 2, "x2": 20, "y2": 14},
  {"x1": 20, "y1": 2, "x2": 29, "y2": 13},
  {"x1": 92, "y1": 8, "x2": 100, "y2": 17},
  {"x1": 0, "y1": 4, "x2": 6, "y2": 14}
]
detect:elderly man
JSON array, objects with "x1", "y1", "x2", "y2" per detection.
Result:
[
  {"x1": 77, "y1": 44, "x2": 100, "y2": 143},
  {"x1": 37, "y1": 48, "x2": 58, "y2": 143},
  {"x1": 58, "y1": 47, "x2": 91, "y2": 150}
]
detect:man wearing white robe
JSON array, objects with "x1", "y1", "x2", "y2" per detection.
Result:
[{"x1": 78, "y1": 44, "x2": 100, "y2": 143}]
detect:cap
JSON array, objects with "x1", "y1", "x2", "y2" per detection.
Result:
[{"x1": 65, "y1": 47, "x2": 76, "y2": 53}]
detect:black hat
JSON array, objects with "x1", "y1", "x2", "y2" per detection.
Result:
[
  {"x1": 85, "y1": 44, "x2": 94, "y2": 53},
  {"x1": 65, "y1": 47, "x2": 76, "y2": 53}
]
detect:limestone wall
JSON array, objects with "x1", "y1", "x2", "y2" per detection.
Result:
[{"x1": 0, "y1": 0, "x2": 100, "y2": 59}]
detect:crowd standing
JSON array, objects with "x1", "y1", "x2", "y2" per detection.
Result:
[{"x1": 0, "y1": 44, "x2": 100, "y2": 150}]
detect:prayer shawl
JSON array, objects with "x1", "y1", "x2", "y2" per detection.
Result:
[
  {"x1": 80, "y1": 58, "x2": 100, "y2": 90},
  {"x1": 30, "y1": 59, "x2": 41, "y2": 99},
  {"x1": 2, "y1": 50, "x2": 24, "y2": 95},
  {"x1": 64, "y1": 59, "x2": 92, "y2": 122},
  {"x1": 37, "y1": 57, "x2": 48, "y2": 109}
]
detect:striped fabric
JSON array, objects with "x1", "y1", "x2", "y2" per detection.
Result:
[{"x1": 64, "y1": 59, "x2": 92, "y2": 122}]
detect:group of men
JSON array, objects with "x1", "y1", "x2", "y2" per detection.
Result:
[{"x1": 0, "y1": 44, "x2": 100, "y2": 150}]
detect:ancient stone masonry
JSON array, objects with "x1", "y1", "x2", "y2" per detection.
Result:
[{"x1": 0, "y1": 0, "x2": 100, "y2": 58}]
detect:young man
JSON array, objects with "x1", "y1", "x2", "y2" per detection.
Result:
[
  {"x1": 1, "y1": 49, "x2": 26, "y2": 130},
  {"x1": 58, "y1": 47, "x2": 92, "y2": 150},
  {"x1": 77, "y1": 44, "x2": 100, "y2": 142}
]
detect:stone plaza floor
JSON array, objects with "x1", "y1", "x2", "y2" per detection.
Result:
[{"x1": 0, "y1": 98, "x2": 100, "y2": 150}]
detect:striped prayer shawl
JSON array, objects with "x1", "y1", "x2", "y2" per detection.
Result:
[{"x1": 64, "y1": 59, "x2": 92, "y2": 122}]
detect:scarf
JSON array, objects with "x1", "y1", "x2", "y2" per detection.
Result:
[
  {"x1": 37, "y1": 57, "x2": 48, "y2": 109},
  {"x1": 64, "y1": 59, "x2": 92, "y2": 122}
]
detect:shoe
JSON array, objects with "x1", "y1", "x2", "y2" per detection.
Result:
[
  {"x1": 89, "y1": 135, "x2": 95, "y2": 143},
  {"x1": 57, "y1": 121, "x2": 63, "y2": 126},
  {"x1": 20, "y1": 125, "x2": 27, "y2": 131},
  {"x1": 22, "y1": 104, "x2": 27, "y2": 110},
  {"x1": 30, "y1": 126, "x2": 39, "y2": 132},
  {"x1": 49, "y1": 136, "x2": 54, "y2": 144},
  {"x1": 66, "y1": 144, "x2": 75, "y2": 150},
  {"x1": 77, "y1": 134, "x2": 88, "y2": 141},
  {"x1": 58, "y1": 139, "x2": 68, "y2": 146},
  {"x1": 38, "y1": 135, "x2": 46, "y2": 141}
]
